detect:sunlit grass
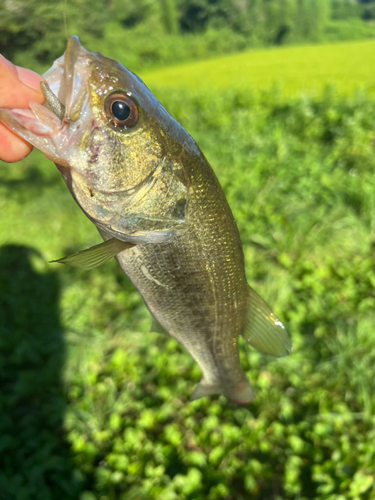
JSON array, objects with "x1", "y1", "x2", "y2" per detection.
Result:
[{"x1": 143, "y1": 39, "x2": 375, "y2": 97}]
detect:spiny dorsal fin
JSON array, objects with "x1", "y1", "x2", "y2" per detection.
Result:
[
  {"x1": 241, "y1": 285, "x2": 291, "y2": 357},
  {"x1": 51, "y1": 238, "x2": 134, "y2": 270}
]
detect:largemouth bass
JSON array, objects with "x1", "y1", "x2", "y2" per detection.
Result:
[{"x1": 0, "y1": 36, "x2": 291, "y2": 403}]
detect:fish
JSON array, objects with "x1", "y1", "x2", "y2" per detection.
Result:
[{"x1": 0, "y1": 36, "x2": 291, "y2": 403}]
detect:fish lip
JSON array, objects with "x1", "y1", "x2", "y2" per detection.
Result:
[
  {"x1": 63, "y1": 36, "x2": 83, "y2": 117},
  {"x1": 65, "y1": 36, "x2": 82, "y2": 74},
  {"x1": 43, "y1": 36, "x2": 82, "y2": 118},
  {"x1": 43, "y1": 35, "x2": 91, "y2": 121}
]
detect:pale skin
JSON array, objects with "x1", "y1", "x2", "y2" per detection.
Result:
[{"x1": 0, "y1": 54, "x2": 45, "y2": 163}]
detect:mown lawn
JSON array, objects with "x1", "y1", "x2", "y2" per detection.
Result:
[
  {"x1": 1, "y1": 54, "x2": 375, "y2": 499},
  {"x1": 143, "y1": 39, "x2": 375, "y2": 97}
]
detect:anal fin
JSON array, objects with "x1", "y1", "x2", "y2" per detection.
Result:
[
  {"x1": 241, "y1": 284, "x2": 291, "y2": 357},
  {"x1": 150, "y1": 316, "x2": 168, "y2": 335}
]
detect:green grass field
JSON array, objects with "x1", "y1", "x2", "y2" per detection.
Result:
[
  {"x1": 144, "y1": 39, "x2": 375, "y2": 97},
  {"x1": 1, "y1": 43, "x2": 375, "y2": 499}
]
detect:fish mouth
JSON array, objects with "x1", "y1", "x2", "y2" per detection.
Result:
[{"x1": 0, "y1": 36, "x2": 92, "y2": 166}]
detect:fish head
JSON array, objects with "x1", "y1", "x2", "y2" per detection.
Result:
[{"x1": 0, "y1": 36, "x2": 196, "y2": 243}]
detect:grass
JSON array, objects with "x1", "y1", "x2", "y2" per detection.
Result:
[{"x1": 143, "y1": 39, "x2": 375, "y2": 97}]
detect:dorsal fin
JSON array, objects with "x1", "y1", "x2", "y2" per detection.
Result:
[
  {"x1": 51, "y1": 238, "x2": 134, "y2": 270},
  {"x1": 241, "y1": 285, "x2": 291, "y2": 357}
]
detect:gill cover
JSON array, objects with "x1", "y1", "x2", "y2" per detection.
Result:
[{"x1": 71, "y1": 156, "x2": 189, "y2": 244}]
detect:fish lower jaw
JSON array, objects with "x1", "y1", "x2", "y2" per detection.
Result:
[{"x1": 190, "y1": 377, "x2": 255, "y2": 404}]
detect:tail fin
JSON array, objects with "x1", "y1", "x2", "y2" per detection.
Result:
[{"x1": 191, "y1": 378, "x2": 255, "y2": 404}]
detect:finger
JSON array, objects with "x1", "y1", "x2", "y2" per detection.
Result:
[
  {"x1": 0, "y1": 56, "x2": 45, "y2": 162},
  {"x1": 16, "y1": 65, "x2": 45, "y2": 92},
  {"x1": 0, "y1": 54, "x2": 18, "y2": 78},
  {"x1": 0, "y1": 55, "x2": 44, "y2": 108},
  {"x1": 0, "y1": 122, "x2": 32, "y2": 163}
]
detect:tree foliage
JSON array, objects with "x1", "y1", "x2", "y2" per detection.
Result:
[
  {"x1": 1, "y1": 0, "x2": 375, "y2": 69},
  {"x1": 0, "y1": 0, "x2": 110, "y2": 64}
]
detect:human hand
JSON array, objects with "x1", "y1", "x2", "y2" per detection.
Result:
[{"x1": 0, "y1": 55, "x2": 45, "y2": 163}]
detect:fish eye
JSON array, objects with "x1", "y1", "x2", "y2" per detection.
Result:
[{"x1": 105, "y1": 93, "x2": 138, "y2": 128}]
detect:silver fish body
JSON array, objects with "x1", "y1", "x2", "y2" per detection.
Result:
[{"x1": 105, "y1": 152, "x2": 251, "y2": 402}]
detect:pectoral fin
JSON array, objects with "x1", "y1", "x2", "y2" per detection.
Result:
[
  {"x1": 51, "y1": 238, "x2": 134, "y2": 270},
  {"x1": 241, "y1": 285, "x2": 291, "y2": 357}
]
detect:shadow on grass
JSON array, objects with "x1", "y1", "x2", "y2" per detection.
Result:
[
  {"x1": 0, "y1": 245, "x2": 82, "y2": 500},
  {"x1": 0, "y1": 165, "x2": 62, "y2": 205}
]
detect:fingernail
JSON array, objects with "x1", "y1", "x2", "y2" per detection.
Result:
[
  {"x1": 16, "y1": 67, "x2": 44, "y2": 91},
  {"x1": 0, "y1": 54, "x2": 16, "y2": 72}
]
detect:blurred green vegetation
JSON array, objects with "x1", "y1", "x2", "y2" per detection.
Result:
[
  {"x1": 1, "y1": 85, "x2": 375, "y2": 498},
  {"x1": 143, "y1": 39, "x2": 375, "y2": 97},
  {"x1": 1, "y1": 0, "x2": 375, "y2": 71}
]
